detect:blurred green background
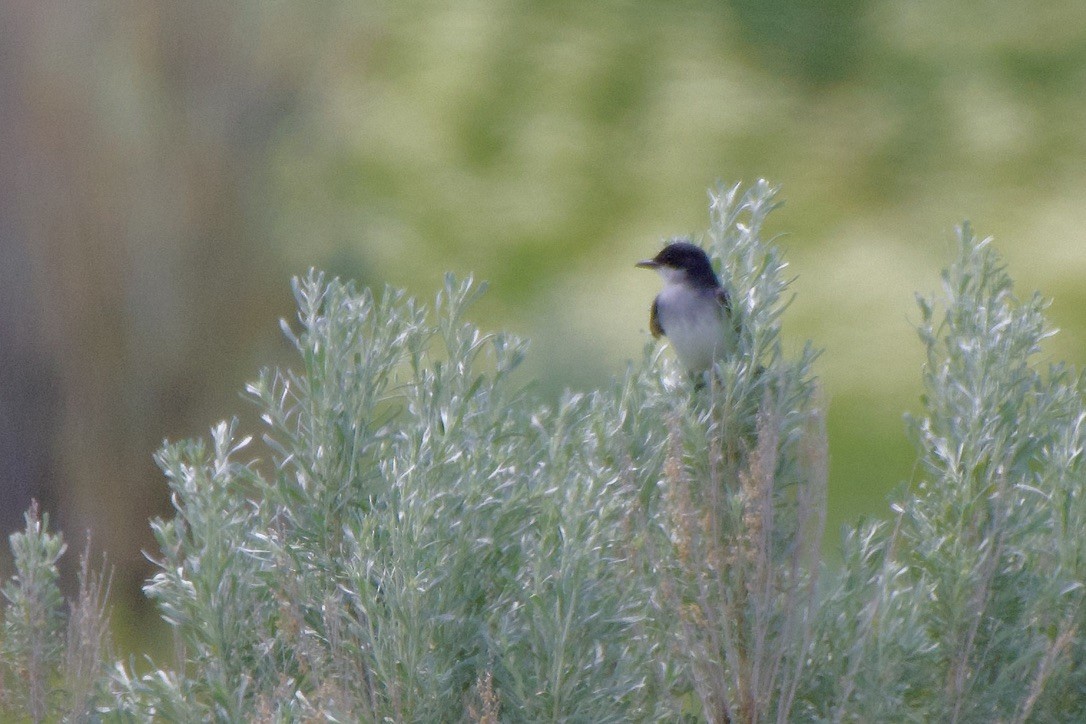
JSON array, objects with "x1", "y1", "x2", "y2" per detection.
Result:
[{"x1": 4, "y1": 1, "x2": 1086, "y2": 653}]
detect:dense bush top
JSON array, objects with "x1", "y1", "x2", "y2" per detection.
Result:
[{"x1": 3, "y1": 183, "x2": 1085, "y2": 722}]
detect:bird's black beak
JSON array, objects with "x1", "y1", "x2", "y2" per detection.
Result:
[{"x1": 635, "y1": 259, "x2": 659, "y2": 269}]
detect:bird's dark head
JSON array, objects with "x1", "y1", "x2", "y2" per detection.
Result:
[{"x1": 636, "y1": 241, "x2": 719, "y2": 287}]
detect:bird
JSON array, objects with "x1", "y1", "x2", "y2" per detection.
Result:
[{"x1": 636, "y1": 240, "x2": 737, "y2": 375}]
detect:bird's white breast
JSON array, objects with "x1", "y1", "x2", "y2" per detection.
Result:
[{"x1": 656, "y1": 283, "x2": 733, "y2": 372}]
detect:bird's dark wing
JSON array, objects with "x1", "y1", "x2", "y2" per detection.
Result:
[
  {"x1": 717, "y1": 287, "x2": 742, "y2": 336},
  {"x1": 715, "y1": 286, "x2": 732, "y2": 316},
  {"x1": 649, "y1": 296, "x2": 664, "y2": 338}
]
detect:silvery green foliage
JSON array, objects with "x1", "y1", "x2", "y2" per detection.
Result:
[
  {"x1": 806, "y1": 226, "x2": 1086, "y2": 722},
  {"x1": 906, "y1": 227, "x2": 1086, "y2": 721},
  {"x1": 107, "y1": 180, "x2": 829, "y2": 721},
  {"x1": 0, "y1": 504, "x2": 113, "y2": 723},
  {"x1": 644, "y1": 181, "x2": 828, "y2": 723},
  {"x1": 2, "y1": 504, "x2": 66, "y2": 722},
  {"x1": 111, "y1": 270, "x2": 677, "y2": 721},
  {"x1": 12, "y1": 185, "x2": 1085, "y2": 721}
]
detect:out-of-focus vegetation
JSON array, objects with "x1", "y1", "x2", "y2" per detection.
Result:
[{"x1": 3, "y1": 1, "x2": 1086, "y2": 654}]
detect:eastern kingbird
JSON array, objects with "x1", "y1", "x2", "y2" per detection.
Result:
[{"x1": 636, "y1": 241, "x2": 737, "y2": 374}]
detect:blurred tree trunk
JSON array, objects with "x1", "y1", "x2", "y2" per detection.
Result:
[{"x1": 0, "y1": 0, "x2": 308, "y2": 606}]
